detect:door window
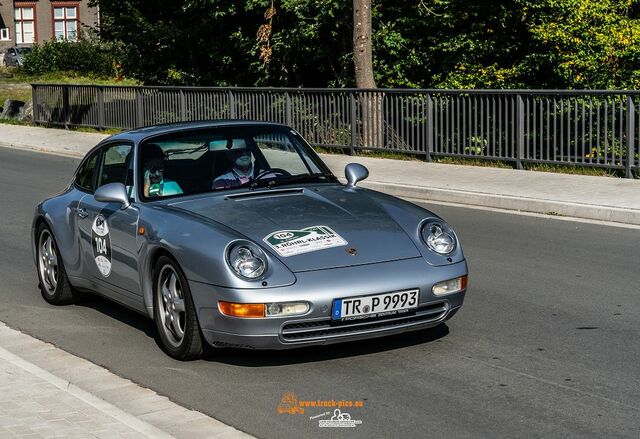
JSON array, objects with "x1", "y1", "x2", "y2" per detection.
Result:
[
  {"x1": 75, "y1": 151, "x2": 99, "y2": 192},
  {"x1": 97, "y1": 144, "x2": 133, "y2": 188}
]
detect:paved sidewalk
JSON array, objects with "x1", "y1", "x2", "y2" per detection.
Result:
[
  {"x1": 1, "y1": 124, "x2": 639, "y2": 225},
  {"x1": 0, "y1": 322, "x2": 253, "y2": 439}
]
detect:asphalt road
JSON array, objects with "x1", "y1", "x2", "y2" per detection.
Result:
[{"x1": 1, "y1": 147, "x2": 639, "y2": 438}]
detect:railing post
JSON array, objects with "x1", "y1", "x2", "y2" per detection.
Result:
[
  {"x1": 97, "y1": 86, "x2": 105, "y2": 129},
  {"x1": 285, "y1": 91, "x2": 292, "y2": 126},
  {"x1": 228, "y1": 90, "x2": 236, "y2": 118},
  {"x1": 516, "y1": 94, "x2": 525, "y2": 170},
  {"x1": 350, "y1": 92, "x2": 357, "y2": 155},
  {"x1": 626, "y1": 95, "x2": 634, "y2": 178},
  {"x1": 135, "y1": 88, "x2": 144, "y2": 128},
  {"x1": 426, "y1": 94, "x2": 433, "y2": 162},
  {"x1": 31, "y1": 84, "x2": 38, "y2": 124},
  {"x1": 180, "y1": 89, "x2": 187, "y2": 122},
  {"x1": 62, "y1": 85, "x2": 70, "y2": 128}
]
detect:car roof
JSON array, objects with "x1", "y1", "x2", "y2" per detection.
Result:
[{"x1": 104, "y1": 120, "x2": 290, "y2": 145}]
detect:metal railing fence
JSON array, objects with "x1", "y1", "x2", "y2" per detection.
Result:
[{"x1": 32, "y1": 84, "x2": 640, "y2": 177}]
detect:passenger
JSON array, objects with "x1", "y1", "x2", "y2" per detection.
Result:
[{"x1": 142, "y1": 144, "x2": 183, "y2": 197}]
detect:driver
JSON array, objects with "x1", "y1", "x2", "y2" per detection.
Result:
[{"x1": 212, "y1": 147, "x2": 256, "y2": 189}]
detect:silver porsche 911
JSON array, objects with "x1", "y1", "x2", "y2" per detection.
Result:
[{"x1": 32, "y1": 121, "x2": 468, "y2": 360}]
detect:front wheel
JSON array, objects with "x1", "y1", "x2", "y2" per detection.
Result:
[
  {"x1": 36, "y1": 223, "x2": 76, "y2": 305},
  {"x1": 153, "y1": 256, "x2": 204, "y2": 360}
]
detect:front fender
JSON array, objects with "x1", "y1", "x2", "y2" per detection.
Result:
[
  {"x1": 137, "y1": 205, "x2": 297, "y2": 317},
  {"x1": 362, "y1": 188, "x2": 466, "y2": 266}
]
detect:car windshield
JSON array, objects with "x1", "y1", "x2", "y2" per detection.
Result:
[
  {"x1": 139, "y1": 125, "x2": 334, "y2": 200},
  {"x1": 16, "y1": 48, "x2": 31, "y2": 55}
]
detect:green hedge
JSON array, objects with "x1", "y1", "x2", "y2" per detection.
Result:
[{"x1": 22, "y1": 35, "x2": 123, "y2": 78}]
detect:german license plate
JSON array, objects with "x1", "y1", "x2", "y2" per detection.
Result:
[{"x1": 332, "y1": 289, "x2": 419, "y2": 321}]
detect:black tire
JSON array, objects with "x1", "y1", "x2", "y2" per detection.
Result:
[
  {"x1": 153, "y1": 255, "x2": 204, "y2": 360},
  {"x1": 36, "y1": 223, "x2": 77, "y2": 305}
]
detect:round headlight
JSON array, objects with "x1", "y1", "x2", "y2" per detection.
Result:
[
  {"x1": 227, "y1": 243, "x2": 266, "y2": 279},
  {"x1": 422, "y1": 222, "x2": 456, "y2": 255}
]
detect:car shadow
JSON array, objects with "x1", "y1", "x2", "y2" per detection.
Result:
[
  {"x1": 75, "y1": 293, "x2": 159, "y2": 340},
  {"x1": 204, "y1": 324, "x2": 450, "y2": 366}
]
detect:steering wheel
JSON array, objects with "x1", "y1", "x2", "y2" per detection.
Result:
[{"x1": 253, "y1": 168, "x2": 291, "y2": 180}]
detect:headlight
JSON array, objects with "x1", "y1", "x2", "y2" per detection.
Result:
[
  {"x1": 421, "y1": 221, "x2": 456, "y2": 255},
  {"x1": 227, "y1": 242, "x2": 266, "y2": 279}
]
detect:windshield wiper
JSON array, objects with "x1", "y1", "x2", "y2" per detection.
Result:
[
  {"x1": 269, "y1": 173, "x2": 329, "y2": 187},
  {"x1": 229, "y1": 173, "x2": 329, "y2": 191}
]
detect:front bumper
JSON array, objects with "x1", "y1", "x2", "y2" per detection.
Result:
[{"x1": 189, "y1": 258, "x2": 467, "y2": 350}]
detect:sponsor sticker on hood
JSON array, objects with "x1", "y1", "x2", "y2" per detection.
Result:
[{"x1": 263, "y1": 226, "x2": 347, "y2": 257}]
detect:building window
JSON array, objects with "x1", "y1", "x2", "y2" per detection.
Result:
[
  {"x1": 15, "y1": 7, "x2": 35, "y2": 44},
  {"x1": 0, "y1": 28, "x2": 9, "y2": 41},
  {"x1": 53, "y1": 6, "x2": 78, "y2": 41}
]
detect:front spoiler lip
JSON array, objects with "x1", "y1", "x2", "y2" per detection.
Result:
[
  {"x1": 278, "y1": 300, "x2": 449, "y2": 343},
  {"x1": 201, "y1": 302, "x2": 462, "y2": 350}
]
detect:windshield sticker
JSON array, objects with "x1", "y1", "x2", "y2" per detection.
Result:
[
  {"x1": 91, "y1": 214, "x2": 112, "y2": 277},
  {"x1": 263, "y1": 226, "x2": 347, "y2": 257}
]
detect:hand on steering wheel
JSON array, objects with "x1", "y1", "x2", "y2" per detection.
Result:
[{"x1": 253, "y1": 168, "x2": 291, "y2": 180}]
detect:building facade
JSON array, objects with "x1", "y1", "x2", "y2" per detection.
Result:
[{"x1": 0, "y1": 1, "x2": 99, "y2": 53}]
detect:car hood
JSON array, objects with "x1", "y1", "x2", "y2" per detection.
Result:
[{"x1": 168, "y1": 185, "x2": 422, "y2": 272}]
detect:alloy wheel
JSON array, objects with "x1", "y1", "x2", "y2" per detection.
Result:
[{"x1": 156, "y1": 265, "x2": 187, "y2": 347}]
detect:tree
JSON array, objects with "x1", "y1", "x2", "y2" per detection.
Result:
[{"x1": 353, "y1": 0, "x2": 376, "y2": 89}]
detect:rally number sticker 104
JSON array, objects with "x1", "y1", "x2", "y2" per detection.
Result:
[
  {"x1": 332, "y1": 289, "x2": 419, "y2": 321},
  {"x1": 91, "y1": 214, "x2": 112, "y2": 277}
]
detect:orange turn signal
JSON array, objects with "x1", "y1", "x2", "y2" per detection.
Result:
[{"x1": 218, "y1": 301, "x2": 265, "y2": 318}]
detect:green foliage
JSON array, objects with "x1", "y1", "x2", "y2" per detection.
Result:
[
  {"x1": 22, "y1": 33, "x2": 124, "y2": 78},
  {"x1": 89, "y1": 0, "x2": 640, "y2": 90},
  {"x1": 519, "y1": 0, "x2": 640, "y2": 89}
]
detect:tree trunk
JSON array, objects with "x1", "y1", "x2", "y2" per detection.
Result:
[
  {"x1": 353, "y1": 0, "x2": 382, "y2": 149},
  {"x1": 353, "y1": 0, "x2": 376, "y2": 89}
]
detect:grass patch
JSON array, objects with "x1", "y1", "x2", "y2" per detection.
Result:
[
  {"x1": 0, "y1": 66, "x2": 139, "y2": 105},
  {"x1": 0, "y1": 66, "x2": 139, "y2": 86},
  {"x1": 74, "y1": 126, "x2": 122, "y2": 135},
  {"x1": 0, "y1": 85, "x2": 31, "y2": 104},
  {"x1": 523, "y1": 163, "x2": 621, "y2": 177},
  {"x1": 356, "y1": 149, "x2": 422, "y2": 161},
  {"x1": 432, "y1": 157, "x2": 513, "y2": 168},
  {"x1": 314, "y1": 145, "x2": 422, "y2": 161},
  {"x1": 316, "y1": 148, "x2": 631, "y2": 177},
  {"x1": 0, "y1": 117, "x2": 29, "y2": 126}
]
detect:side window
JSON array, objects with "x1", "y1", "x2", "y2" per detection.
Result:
[
  {"x1": 97, "y1": 144, "x2": 133, "y2": 188},
  {"x1": 75, "y1": 152, "x2": 99, "y2": 192}
]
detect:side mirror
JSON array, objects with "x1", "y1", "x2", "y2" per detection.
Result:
[
  {"x1": 345, "y1": 163, "x2": 369, "y2": 187},
  {"x1": 95, "y1": 183, "x2": 130, "y2": 209}
]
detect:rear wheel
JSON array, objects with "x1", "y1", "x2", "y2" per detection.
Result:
[
  {"x1": 153, "y1": 256, "x2": 204, "y2": 360},
  {"x1": 36, "y1": 223, "x2": 76, "y2": 305}
]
